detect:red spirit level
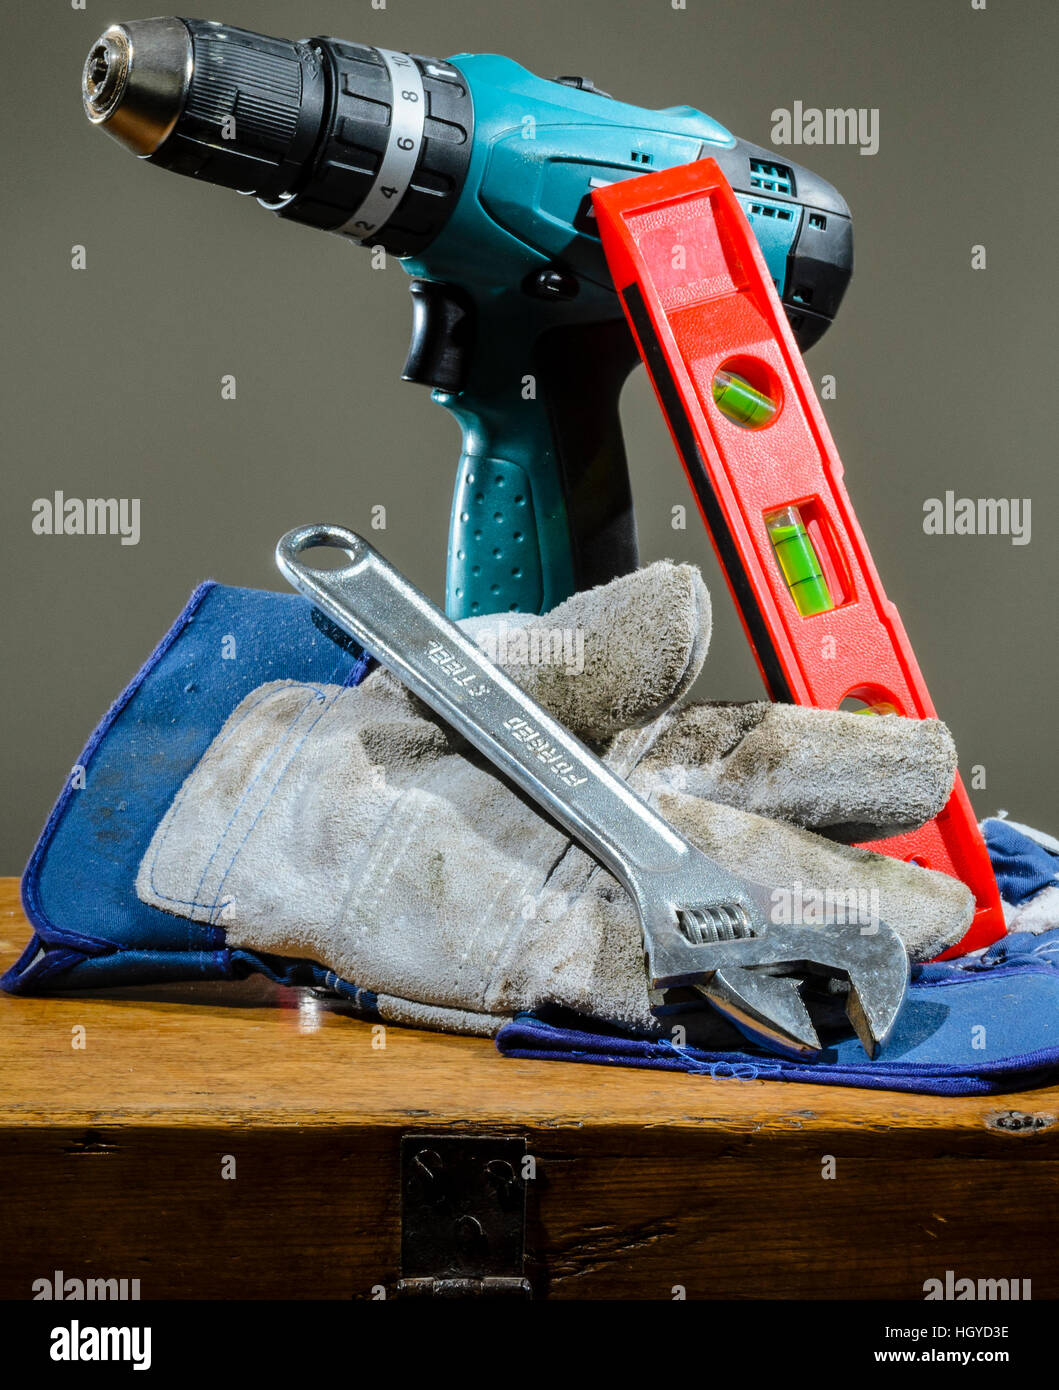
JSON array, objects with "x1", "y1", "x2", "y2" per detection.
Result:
[{"x1": 593, "y1": 159, "x2": 1004, "y2": 957}]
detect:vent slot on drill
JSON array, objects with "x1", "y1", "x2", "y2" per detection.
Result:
[
  {"x1": 748, "y1": 203, "x2": 795, "y2": 222},
  {"x1": 749, "y1": 158, "x2": 793, "y2": 196}
]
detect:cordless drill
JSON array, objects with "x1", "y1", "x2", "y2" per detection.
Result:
[{"x1": 83, "y1": 16, "x2": 853, "y2": 617}]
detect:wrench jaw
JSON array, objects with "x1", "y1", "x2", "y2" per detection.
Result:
[
  {"x1": 648, "y1": 948, "x2": 824, "y2": 1057},
  {"x1": 695, "y1": 969, "x2": 823, "y2": 1057},
  {"x1": 821, "y1": 922, "x2": 910, "y2": 1060},
  {"x1": 641, "y1": 899, "x2": 910, "y2": 1060}
]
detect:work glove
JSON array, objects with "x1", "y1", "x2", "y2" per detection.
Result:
[{"x1": 136, "y1": 562, "x2": 972, "y2": 1036}]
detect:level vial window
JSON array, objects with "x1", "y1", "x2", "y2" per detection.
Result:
[
  {"x1": 711, "y1": 369, "x2": 778, "y2": 428},
  {"x1": 766, "y1": 505, "x2": 835, "y2": 616}
]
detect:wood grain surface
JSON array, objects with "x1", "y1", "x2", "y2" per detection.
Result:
[{"x1": 2, "y1": 878, "x2": 1056, "y2": 1299}]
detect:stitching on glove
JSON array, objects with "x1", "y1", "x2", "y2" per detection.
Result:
[
  {"x1": 337, "y1": 780, "x2": 514, "y2": 1012},
  {"x1": 343, "y1": 788, "x2": 433, "y2": 936},
  {"x1": 461, "y1": 868, "x2": 519, "y2": 1007},
  {"x1": 144, "y1": 682, "x2": 331, "y2": 916},
  {"x1": 334, "y1": 778, "x2": 525, "y2": 1013}
]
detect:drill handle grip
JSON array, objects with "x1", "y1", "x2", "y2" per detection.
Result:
[{"x1": 443, "y1": 318, "x2": 642, "y2": 618}]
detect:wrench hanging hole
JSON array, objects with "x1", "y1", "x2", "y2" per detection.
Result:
[
  {"x1": 298, "y1": 544, "x2": 359, "y2": 570},
  {"x1": 285, "y1": 524, "x2": 371, "y2": 574}
]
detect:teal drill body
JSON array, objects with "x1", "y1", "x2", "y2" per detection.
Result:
[
  {"x1": 406, "y1": 56, "x2": 734, "y2": 617},
  {"x1": 82, "y1": 20, "x2": 853, "y2": 617},
  {"x1": 403, "y1": 54, "x2": 850, "y2": 615}
]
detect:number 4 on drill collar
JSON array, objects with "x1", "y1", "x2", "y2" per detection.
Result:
[{"x1": 592, "y1": 160, "x2": 1004, "y2": 957}]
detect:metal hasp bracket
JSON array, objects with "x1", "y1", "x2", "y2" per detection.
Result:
[{"x1": 397, "y1": 1134, "x2": 532, "y2": 1298}]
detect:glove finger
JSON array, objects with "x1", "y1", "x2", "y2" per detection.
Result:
[
  {"x1": 640, "y1": 701, "x2": 957, "y2": 841},
  {"x1": 460, "y1": 560, "x2": 711, "y2": 740},
  {"x1": 655, "y1": 790, "x2": 974, "y2": 962}
]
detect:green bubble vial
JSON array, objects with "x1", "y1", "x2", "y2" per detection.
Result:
[
  {"x1": 711, "y1": 369, "x2": 778, "y2": 428},
  {"x1": 766, "y1": 505, "x2": 835, "y2": 616}
]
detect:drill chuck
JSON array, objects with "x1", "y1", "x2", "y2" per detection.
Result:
[
  {"x1": 81, "y1": 17, "x2": 473, "y2": 255},
  {"x1": 83, "y1": 18, "x2": 192, "y2": 156}
]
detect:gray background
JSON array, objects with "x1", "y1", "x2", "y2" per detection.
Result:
[{"x1": 3, "y1": 0, "x2": 1056, "y2": 870}]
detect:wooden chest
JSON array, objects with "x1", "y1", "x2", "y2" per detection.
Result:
[{"x1": 2, "y1": 878, "x2": 1056, "y2": 1300}]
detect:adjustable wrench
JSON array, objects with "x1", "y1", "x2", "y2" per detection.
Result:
[{"x1": 276, "y1": 523, "x2": 909, "y2": 1058}]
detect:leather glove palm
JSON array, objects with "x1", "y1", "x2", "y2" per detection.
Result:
[{"x1": 137, "y1": 562, "x2": 971, "y2": 1035}]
